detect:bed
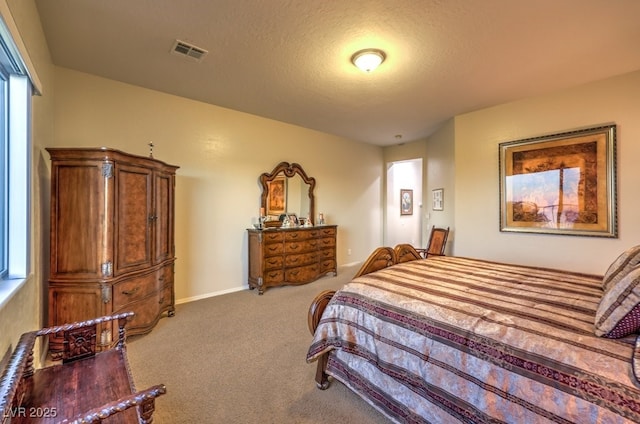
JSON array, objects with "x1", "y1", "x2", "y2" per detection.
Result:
[{"x1": 306, "y1": 244, "x2": 640, "y2": 423}]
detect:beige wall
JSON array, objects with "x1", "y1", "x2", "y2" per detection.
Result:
[
  {"x1": 424, "y1": 119, "x2": 456, "y2": 255},
  {"x1": 453, "y1": 70, "x2": 640, "y2": 274},
  {"x1": 0, "y1": 0, "x2": 55, "y2": 363},
  {"x1": 51, "y1": 67, "x2": 384, "y2": 301}
]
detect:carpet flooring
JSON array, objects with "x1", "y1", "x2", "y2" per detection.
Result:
[{"x1": 126, "y1": 264, "x2": 392, "y2": 423}]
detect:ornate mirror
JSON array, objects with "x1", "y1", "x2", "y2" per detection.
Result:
[{"x1": 260, "y1": 162, "x2": 315, "y2": 224}]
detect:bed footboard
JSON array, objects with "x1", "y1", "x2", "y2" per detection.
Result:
[
  {"x1": 308, "y1": 290, "x2": 335, "y2": 389},
  {"x1": 353, "y1": 247, "x2": 396, "y2": 278}
]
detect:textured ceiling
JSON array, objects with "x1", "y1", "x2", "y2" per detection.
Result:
[{"x1": 35, "y1": 0, "x2": 640, "y2": 146}]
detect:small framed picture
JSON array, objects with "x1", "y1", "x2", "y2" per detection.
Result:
[
  {"x1": 432, "y1": 188, "x2": 444, "y2": 211},
  {"x1": 401, "y1": 189, "x2": 413, "y2": 215}
]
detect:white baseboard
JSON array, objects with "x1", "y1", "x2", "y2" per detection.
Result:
[
  {"x1": 175, "y1": 286, "x2": 245, "y2": 305},
  {"x1": 175, "y1": 262, "x2": 363, "y2": 305}
]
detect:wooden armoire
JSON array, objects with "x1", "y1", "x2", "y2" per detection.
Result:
[{"x1": 47, "y1": 147, "x2": 178, "y2": 357}]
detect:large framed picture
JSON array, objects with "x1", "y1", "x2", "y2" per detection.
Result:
[{"x1": 499, "y1": 124, "x2": 617, "y2": 237}]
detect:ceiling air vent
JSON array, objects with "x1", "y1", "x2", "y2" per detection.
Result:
[{"x1": 171, "y1": 40, "x2": 208, "y2": 62}]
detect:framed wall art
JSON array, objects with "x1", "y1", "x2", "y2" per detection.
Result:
[
  {"x1": 267, "y1": 176, "x2": 286, "y2": 215},
  {"x1": 499, "y1": 124, "x2": 617, "y2": 237},
  {"x1": 401, "y1": 189, "x2": 413, "y2": 215},
  {"x1": 432, "y1": 188, "x2": 444, "y2": 211}
]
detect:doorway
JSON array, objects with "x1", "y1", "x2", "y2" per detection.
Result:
[{"x1": 385, "y1": 158, "x2": 423, "y2": 248}]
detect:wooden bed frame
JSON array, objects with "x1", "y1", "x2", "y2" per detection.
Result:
[{"x1": 307, "y1": 244, "x2": 422, "y2": 389}]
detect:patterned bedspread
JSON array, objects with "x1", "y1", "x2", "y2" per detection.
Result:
[{"x1": 306, "y1": 256, "x2": 640, "y2": 423}]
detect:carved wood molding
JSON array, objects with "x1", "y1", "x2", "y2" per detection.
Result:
[
  {"x1": 394, "y1": 244, "x2": 422, "y2": 264},
  {"x1": 259, "y1": 162, "x2": 316, "y2": 222},
  {"x1": 35, "y1": 311, "x2": 134, "y2": 337},
  {"x1": 354, "y1": 247, "x2": 397, "y2": 278}
]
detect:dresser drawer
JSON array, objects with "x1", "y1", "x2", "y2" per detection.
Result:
[
  {"x1": 264, "y1": 269, "x2": 285, "y2": 284},
  {"x1": 318, "y1": 248, "x2": 335, "y2": 260},
  {"x1": 262, "y1": 231, "x2": 284, "y2": 243},
  {"x1": 285, "y1": 239, "x2": 318, "y2": 254},
  {"x1": 263, "y1": 255, "x2": 284, "y2": 270},
  {"x1": 320, "y1": 259, "x2": 336, "y2": 273},
  {"x1": 285, "y1": 230, "x2": 315, "y2": 241},
  {"x1": 285, "y1": 264, "x2": 320, "y2": 284},
  {"x1": 113, "y1": 272, "x2": 158, "y2": 310},
  {"x1": 318, "y1": 237, "x2": 336, "y2": 249},
  {"x1": 318, "y1": 227, "x2": 336, "y2": 237},
  {"x1": 114, "y1": 295, "x2": 160, "y2": 334},
  {"x1": 264, "y1": 242, "x2": 284, "y2": 257},
  {"x1": 285, "y1": 252, "x2": 317, "y2": 268}
]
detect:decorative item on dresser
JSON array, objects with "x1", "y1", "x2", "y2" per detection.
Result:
[
  {"x1": 46, "y1": 147, "x2": 179, "y2": 359},
  {"x1": 248, "y1": 226, "x2": 337, "y2": 294},
  {"x1": 248, "y1": 161, "x2": 337, "y2": 294}
]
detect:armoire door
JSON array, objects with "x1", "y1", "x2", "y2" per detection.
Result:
[
  {"x1": 153, "y1": 171, "x2": 174, "y2": 264},
  {"x1": 115, "y1": 163, "x2": 153, "y2": 274},
  {"x1": 49, "y1": 160, "x2": 112, "y2": 280}
]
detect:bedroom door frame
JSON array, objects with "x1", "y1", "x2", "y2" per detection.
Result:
[{"x1": 384, "y1": 158, "x2": 423, "y2": 248}]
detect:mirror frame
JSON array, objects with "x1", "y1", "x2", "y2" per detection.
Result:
[{"x1": 260, "y1": 162, "x2": 316, "y2": 223}]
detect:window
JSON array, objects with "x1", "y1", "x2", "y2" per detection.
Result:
[{"x1": 0, "y1": 6, "x2": 36, "y2": 308}]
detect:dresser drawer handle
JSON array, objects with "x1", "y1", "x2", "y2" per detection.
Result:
[{"x1": 122, "y1": 287, "x2": 140, "y2": 296}]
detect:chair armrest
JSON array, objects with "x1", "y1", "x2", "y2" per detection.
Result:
[
  {"x1": 0, "y1": 332, "x2": 37, "y2": 423},
  {"x1": 36, "y1": 312, "x2": 134, "y2": 362},
  {"x1": 60, "y1": 384, "x2": 166, "y2": 424},
  {"x1": 35, "y1": 312, "x2": 135, "y2": 339}
]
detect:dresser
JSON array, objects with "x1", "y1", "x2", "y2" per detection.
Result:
[
  {"x1": 47, "y1": 147, "x2": 178, "y2": 357},
  {"x1": 247, "y1": 225, "x2": 337, "y2": 294}
]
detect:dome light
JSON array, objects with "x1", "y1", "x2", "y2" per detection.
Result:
[{"x1": 351, "y1": 49, "x2": 386, "y2": 72}]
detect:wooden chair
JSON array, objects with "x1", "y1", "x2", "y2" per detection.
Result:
[{"x1": 417, "y1": 226, "x2": 449, "y2": 258}]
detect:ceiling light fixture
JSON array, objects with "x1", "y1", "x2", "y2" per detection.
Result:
[{"x1": 351, "y1": 49, "x2": 386, "y2": 73}]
